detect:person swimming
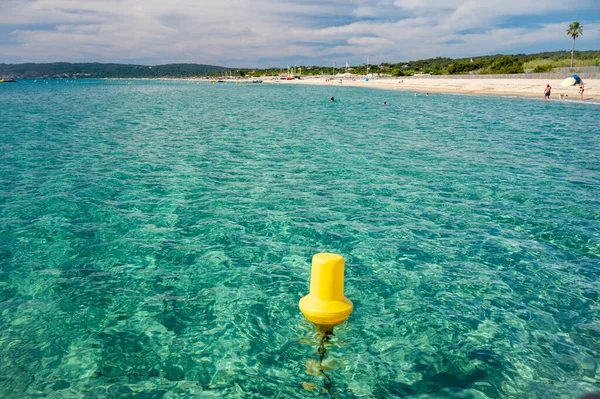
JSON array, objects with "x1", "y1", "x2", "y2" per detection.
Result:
[
  {"x1": 330, "y1": 97, "x2": 334, "y2": 102},
  {"x1": 383, "y1": 101, "x2": 387, "y2": 105}
]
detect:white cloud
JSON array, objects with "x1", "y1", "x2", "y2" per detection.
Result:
[{"x1": 0, "y1": 0, "x2": 598, "y2": 66}]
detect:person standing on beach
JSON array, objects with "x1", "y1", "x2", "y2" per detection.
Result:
[
  {"x1": 579, "y1": 84, "x2": 585, "y2": 101},
  {"x1": 544, "y1": 84, "x2": 551, "y2": 100}
]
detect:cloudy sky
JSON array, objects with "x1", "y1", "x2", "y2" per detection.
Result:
[{"x1": 1, "y1": 0, "x2": 598, "y2": 67}]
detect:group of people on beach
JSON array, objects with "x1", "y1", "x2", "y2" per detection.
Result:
[{"x1": 544, "y1": 83, "x2": 584, "y2": 101}]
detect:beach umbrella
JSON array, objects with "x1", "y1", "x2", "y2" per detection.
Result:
[
  {"x1": 561, "y1": 77, "x2": 576, "y2": 87},
  {"x1": 572, "y1": 74, "x2": 582, "y2": 84}
]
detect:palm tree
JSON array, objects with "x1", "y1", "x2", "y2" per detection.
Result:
[{"x1": 566, "y1": 22, "x2": 583, "y2": 67}]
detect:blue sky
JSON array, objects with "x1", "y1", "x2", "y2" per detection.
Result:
[{"x1": 0, "y1": 0, "x2": 598, "y2": 67}]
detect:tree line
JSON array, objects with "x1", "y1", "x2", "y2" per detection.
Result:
[
  {"x1": 0, "y1": 63, "x2": 235, "y2": 79},
  {"x1": 1, "y1": 51, "x2": 598, "y2": 79}
]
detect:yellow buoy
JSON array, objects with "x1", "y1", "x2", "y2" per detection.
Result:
[{"x1": 299, "y1": 253, "x2": 353, "y2": 333}]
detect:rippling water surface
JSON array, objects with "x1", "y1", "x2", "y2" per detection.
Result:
[{"x1": 1, "y1": 80, "x2": 599, "y2": 398}]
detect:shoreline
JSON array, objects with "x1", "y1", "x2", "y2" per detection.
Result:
[
  {"x1": 260, "y1": 76, "x2": 598, "y2": 103},
  {"x1": 95, "y1": 76, "x2": 599, "y2": 103}
]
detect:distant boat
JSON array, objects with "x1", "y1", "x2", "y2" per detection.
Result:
[
  {"x1": 0, "y1": 78, "x2": 16, "y2": 83},
  {"x1": 34, "y1": 79, "x2": 43, "y2": 82},
  {"x1": 252, "y1": 79, "x2": 262, "y2": 83},
  {"x1": 217, "y1": 80, "x2": 225, "y2": 83}
]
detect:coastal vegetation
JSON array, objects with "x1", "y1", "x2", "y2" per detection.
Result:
[
  {"x1": 524, "y1": 58, "x2": 599, "y2": 71},
  {"x1": 242, "y1": 50, "x2": 598, "y2": 77},
  {"x1": 386, "y1": 51, "x2": 598, "y2": 76},
  {"x1": 444, "y1": 56, "x2": 525, "y2": 75},
  {"x1": 0, "y1": 63, "x2": 234, "y2": 79},
  {"x1": 531, "y1": 64, "x2": 554, "y2": 73},
  {"x1": 1, "y1": 50, "x2": 598, "y2": 79}
]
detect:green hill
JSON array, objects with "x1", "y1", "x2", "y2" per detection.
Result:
[
  {"x1": 389, "y1": 50, "x2": 599, "y2": 73},
  {"x1": 2, "y1": 50, "x2": 599, "y2": 79},
  {"x1": 0, "y1": 62, "x2": 235, "y2": 79}
]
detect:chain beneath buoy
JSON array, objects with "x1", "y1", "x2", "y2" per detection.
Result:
[{"x1": 317, "y1": 332, "x2": 333, "y2": 395}]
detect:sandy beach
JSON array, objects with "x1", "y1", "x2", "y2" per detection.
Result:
[{"x1": 263, "y1": 76, "x2": 599, "y2": 102}]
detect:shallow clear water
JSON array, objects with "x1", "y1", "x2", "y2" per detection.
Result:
[{"x1": 0, "y1": 80, "x2": 599, "y2": 398}]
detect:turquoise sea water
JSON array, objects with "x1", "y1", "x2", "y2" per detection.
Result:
[{"x1": 0, "y1": 80, "x2": 599, "y2": 398}]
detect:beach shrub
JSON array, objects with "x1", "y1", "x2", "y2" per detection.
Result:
[
  {"x1": 430, "y1": 65, "x2": 446, "y2": 75},
  {"x1": 486, "y1": 56, "x2": 524, "y2": 74},
  {"x1": 532, "y1": 64, "x2": 554, "y2": 73},
  {"x1": 391, "y1": 68, "x2": 405, "y2": 77},
  {"x1": 448, "y1": 60, "x2": 482, "y2": 74},
  {"x1": 523, "y1": 57, "x2": 600, "y2": 70}
]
